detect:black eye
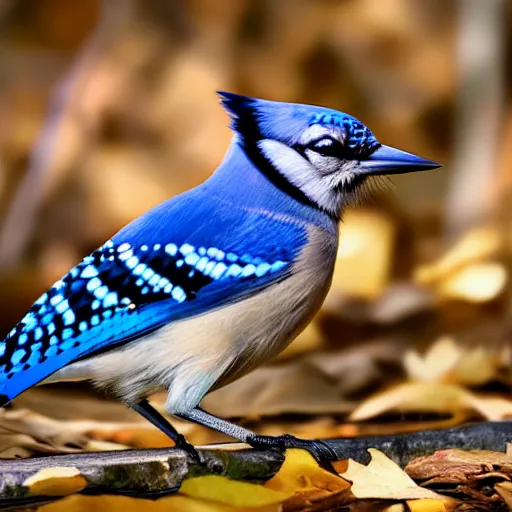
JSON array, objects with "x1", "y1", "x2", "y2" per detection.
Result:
[{"x1": 307, "y1": 137, "x2": 340, "y2": 157}]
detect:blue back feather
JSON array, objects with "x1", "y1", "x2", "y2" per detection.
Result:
[
  {"x1": 0, "y1": 94, "x2": 352, "y2": 405},
  {"x1": 0, "y1": 143, "x2": 318, "y2": 405}
]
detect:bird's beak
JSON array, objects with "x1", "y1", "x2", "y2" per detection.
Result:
[{"x1": 359, "y1": 145, "x2": 441, "y2": 176}]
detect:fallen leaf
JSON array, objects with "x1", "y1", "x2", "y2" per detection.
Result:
[
  {"x1": 265, "y1": 449, "x2": 350, "y2": 494},
  {"x1": 405, "y1": 449, "x2": 512, "y2": 483},
  {"x1": 38, "y1": 494, "x2": 281, "y2": 511},
  {"x1": 0, "y1": 408, "x2": 91, "y2": 457},
  {"x1": 495, "y1": 481, "x2": 512, "y2": 510},
  {"x1": 204, "y1": 362, "x2": 353, "y2": 418},
  {"x1": 23, "y1": 467, "x2": 87, "y2": 496},
  {"x1": 404, "y1": 337, "x2": 461, "y2": 383},
  {"x1": 414, "y1": 226, "x2": 502, "y2": 285},
  {"x1": 439, "y1": 262, "x2": 507, "y2": 303},
  {"x1": 180, "y1": 475, "x2": 292, "y2": 507},
  {"x1": 383, "y1": 500, "x2": 447, "y2": 512},
  {"x1": 308, "y1": 338, "x2": 403, "y2": 397},
  {"x1": 265, "y1": 449, "x2": 351, "y2": 511},
  {"x1": 467, "y1": 395, "x2": 512, "y2": 421},
  {"x1": 340, "y1": 449, "x2": 446, "y2": 501},
  {"x1": 406, "y1": 449, "x2": 512, "y2": 508},
  {"x1": 369, "y1": 282, "x2": 435, "y2": 324},
  {"x1": 454, "y1": 345, "x2": 497, "y2": 386},
  {"x1": 350, "y1": 381, "x2": 512, "y2": 421},
  {"x1": 403, "y1": 337, "x2": 497, "y2": 386}
]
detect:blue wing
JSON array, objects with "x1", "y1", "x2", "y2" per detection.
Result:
[{"x1": 0, "y1": 189, "x2": 307, "y2": 404}]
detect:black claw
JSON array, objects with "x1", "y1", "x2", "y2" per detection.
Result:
[
  {"x1": 173, "y1": 434, "x2": 200, "y2": 459},
  {"x1": 247, "y1": 433, "x2": 339, "y2": 470},
  {"x1": 177, "y1": 440, "x2": 223, "y2": 474}
]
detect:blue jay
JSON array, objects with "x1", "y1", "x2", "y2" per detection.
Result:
[{"x1": 0, "y1": 93, "x2": 440, "y2": 461}]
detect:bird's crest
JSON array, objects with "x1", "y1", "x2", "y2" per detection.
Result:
[{"x1": 217, "y1": 91, "x2": 378, "y2": 157}]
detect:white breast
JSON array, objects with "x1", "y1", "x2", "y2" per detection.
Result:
[{"x1": 48, "y1": 224, "x2": 338, "y2": 415}]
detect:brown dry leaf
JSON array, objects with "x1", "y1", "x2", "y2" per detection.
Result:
[
  {"x1": 39, "y1": 494, "x2": 281, "y2": 512},
  {"x1": 404, "y1": 337, "x2": 460, "y2": 383},
  {"x1": 350, "y1": 381, "x2": 512, "y2": 421},
  {"x1": 0, "y1": 408, "x2": 90, "y2": 454},
  {"x1": 406, "y1": 449, "x2": 512, "y2": 483},
  {"x1": 309, "y1": 338, "x2": 406, "y2": 396},
  {"x1": 405, "y1": 450, "x2": 512, "y2": 509},
  {"x1": 17, "y1": 386, "x2": 138, "y2": 422},
  {"x1": 204, "y1": 362, "x2": 353, "y2": 418},
  {"x1": 331, "y1": 209, "x2": 395, "y2": 299},
  {"x1": 340, "y1": 449, "x2": 447, "y2": 502},
  {"x1": 404, "y1": 337, "x2": 496, "y2": 386},
  {"x1": 23, "y1": 467, "x2": 87, "y2": 496},
  {"x1": 0, "y1": 407, "x2": 136, "y2": 457},
  {"x1": 207, "y1": 337, "x2": 402, "y2": 420},
  {"x1": 414, "y1": 226, "x2": 502, "y2": 285},
  {"x1": 0, "y1": 432, "x2": 69, "y2": 458},
  {"x1": 495, "y1": 481, "x2": 512, "y2": 510},
  {"x1": 6, "y1": 391, "x2": 202, "y2": 453},
  {"x1": 180, "y1": 476, "x2": 291, "y2": 508},
  {"x1": 369, "y1": 282, "x2": 435, "y2": 325}
]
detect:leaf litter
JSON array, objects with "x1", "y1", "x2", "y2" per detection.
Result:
[{"x1": 0, "y1": 219, "x2": 511, "y2": 512}]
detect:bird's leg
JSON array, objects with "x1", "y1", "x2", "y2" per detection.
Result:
[
  {"x1": 177, "y1": 407, "x2": 339, "y2": 465},
  {"x1": 129, "y1": 399, "x2": 200, "y2": 460}
]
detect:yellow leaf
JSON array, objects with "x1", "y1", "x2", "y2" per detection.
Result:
[
  {"x1": 265, "y1": 449, "x2": 350, "y2": 493},
  {"x1": 23, "y1": 467, "x2": 87, "y2": 496},
  {"x1": 414, "y1": 226, "x2": 501, "y2": 285},
  {"x1": 340, "y1": 449, "x2": 445, "y2": 501},
  {"x1": 407, "y1": 499, "x2": 447, "y2": 512},
  {"x1": 454, "y1": 345, "x2": 496, "y2": 386},
  {"x1": 403, "y1": 337, "x2": 496, "y2": 386},
  {"x1": 439, "y1": 262, "x2": 507, "y2": 303},
  {"x1": 38, "y1": 494, "x2": 282, "y2": 512},
  {"x1": 180, "y1": 476, "x2": 291, "y2": 507},
  {"x1": 383, "y1": 500, "x2": 447, "y2": 512},
  {"x1": 404, "y1": 337, "x2": 460, "y2": 383}
]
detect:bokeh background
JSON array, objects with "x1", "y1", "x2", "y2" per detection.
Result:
[{"x1": 0, "y1": 0, "x2": 511, "y2": 451}]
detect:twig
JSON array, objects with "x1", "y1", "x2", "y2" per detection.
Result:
[
  {"x1": 0, "y1": 0, "x2": 134, "y2": 270},
  {"x1": 0, "y1": 422, "x2": 510, "y2": 509}
]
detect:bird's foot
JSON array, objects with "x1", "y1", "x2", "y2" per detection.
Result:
[
  {"x1": 175, "y1": 435, "x2": 223, "y2": 474},
  {"x1": 247, "y1": 433, "x2": 339, "y2": 465}
]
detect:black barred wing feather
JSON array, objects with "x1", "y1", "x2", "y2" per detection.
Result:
[{"x1": 0, "y1": 239, "x2": 291, "y2": 404}]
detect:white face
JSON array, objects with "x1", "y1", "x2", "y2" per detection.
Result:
[{"x1": 257, "y1": 124, "x2": 367, "y2": 216}]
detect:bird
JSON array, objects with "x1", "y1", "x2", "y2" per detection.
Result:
[{"x1": 0, "y1": 92, "x2": 440, "y2": 462}]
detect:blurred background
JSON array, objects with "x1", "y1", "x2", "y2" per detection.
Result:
[{"x1": 0, "y1": 0, "x2": 511, "y2": 454}]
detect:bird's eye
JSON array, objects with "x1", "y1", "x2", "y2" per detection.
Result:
[{"x1": 307, "y1": 137, "x2": 340, "y2": 157}]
